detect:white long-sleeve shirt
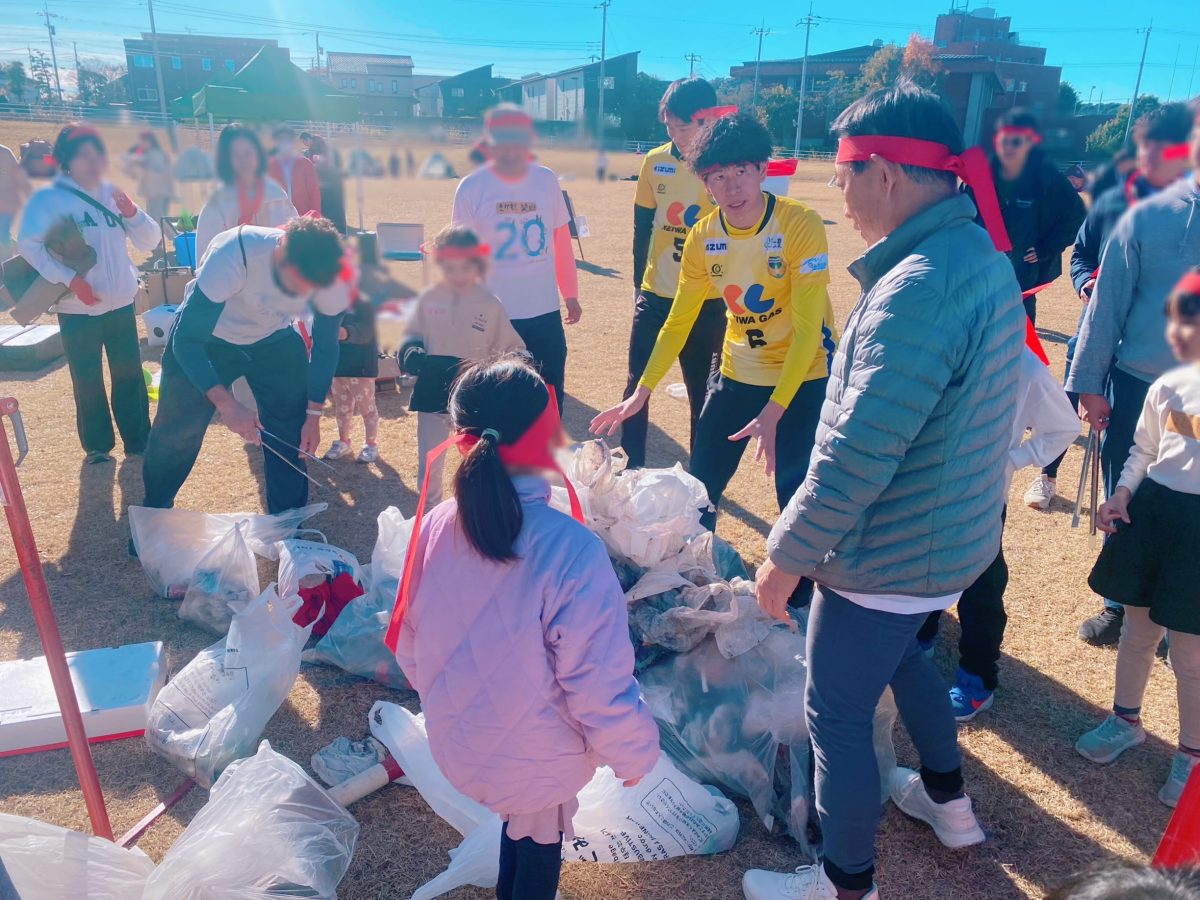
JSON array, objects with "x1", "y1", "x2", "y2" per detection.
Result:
[
  {"x1": 1007, "y1": 347, "x2": 1082, "y2": 493},
  {"x1": 1117, "y1": 363, "x2": 1200, "y2": 497},
  {"x1": 194, "y1": 178, "x2": 296, "y2": 260},
  {"x1": 17, "y1": 175, "x2": 161, "y2": 315}
]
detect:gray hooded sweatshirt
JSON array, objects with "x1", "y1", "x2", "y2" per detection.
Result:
[{"x1": 1067, "y1": 175, "x2": 1200, "y2": 395}]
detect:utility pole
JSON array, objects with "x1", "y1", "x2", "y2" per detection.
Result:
[
  {"x1": 596, "y1": 0, "x2": 610, "y2": 147},
  {"x1": 1188, "y1": 46, "x2": 1198, "y2": 101},
  {"x1": 38, "y1": 0, "x2": 63, "y2": 104},
  {"x1": 792, "y1": 2, "x2": 816, "y2": 155},
  {"x1": 145, "y1": 0, "x2": 176, "y2": 148},
  {"x1": 73, "y1": 40, "x2": 80, "y2": 104},
  {"x1": 685, "y1": 52, "x2": 700, "y2": 78},
  {"x1": 314, "y1": 31, "x2": 322, "y2": 76},
  {"x1": 750, "y1": 24, "x2": 772, "y2": 108},
  {"x1": 1166, "y1": 43, "x2": 1180, "y2": 101},
  {"x1": 1122, "y1": 25, "x2": 1151, "y2": 145}
]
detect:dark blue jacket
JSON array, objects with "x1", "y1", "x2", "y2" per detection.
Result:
[{"x1": 1069, "y1": 175, "x2": 1158, "y2": 295}]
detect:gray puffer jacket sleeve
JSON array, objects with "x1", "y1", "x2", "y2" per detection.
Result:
[{"x1": 768, "y1": 278, "x2": 967, "y2": 577}]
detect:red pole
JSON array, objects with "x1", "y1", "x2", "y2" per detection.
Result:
[{"x1": 0, "y1": 397, "x2": 113, "y2": 840}]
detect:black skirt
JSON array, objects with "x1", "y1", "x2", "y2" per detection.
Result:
[{"x1": 1089, "y1": 478, "x2": 1200, "y2": 635}]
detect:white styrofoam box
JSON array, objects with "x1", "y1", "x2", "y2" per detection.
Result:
[
  {"x1": 142, "y1": 304, "x2": 179, "y2": 348},
  {"x1": 762, "y1": 175, "x2": 791, "y2": 196},
  {"x1": 0, "y1": 641, "x2": 167, "y2": 757}
]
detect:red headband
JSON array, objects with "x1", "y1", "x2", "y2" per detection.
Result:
[
  {"x1": 420, "y1": 242, "x2": 491, "y2": 261},
  {"x1": 487, "y1": 111, "x2": 534, "y2": 131},
  {"x1": 835, "y1": 136, "x2": 1013, "y2": 253},
  {"x1": 693, "y1": 105, "x2": 738, "y2": 122},
  {"x1": 1162, "y1": 142, "x2": 1191, "y2": 162},
  {"x1": 765, "y1": 158, "x2": 799, "y2": 177},
  {"x1": 996, "y1": 126, "x2": 1042, "y2": 145},
  {"x1": 66, "y1": 125, "x2": 101, "y2": 143},
  {"x1": 1176, "y1": 270, "x2": 1200, "y2": 297},
  {"x1": 383, "y1": 386, "x2": 583, "y2": 653}
]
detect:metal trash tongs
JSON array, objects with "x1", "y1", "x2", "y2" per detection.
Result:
[
  {"x1": 1071, "y1": 425, "x2": 1102, "y2": 546},
  {"x1": 260, "y1": 428, "x2": 336, "y2": 471},
  {"x1": 258, "y1": 428, "x2": 335, "y2": 490}
]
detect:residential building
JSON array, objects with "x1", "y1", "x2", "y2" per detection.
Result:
[
  {"x1": 326, "y1": 52, "x2": 414, "y2": 119},
  {"x1": 497, "y1": 52, "x2": 639, "y2": 135},
  {"x1": 413, "y1": 65, "x2": 497, "y2": 118},
  {"x1": 123, "y1": 33, "x2": 277, "y2": 112},
  {"x1": 729, "y1": 42, "x2": 884, "y2": 93}
]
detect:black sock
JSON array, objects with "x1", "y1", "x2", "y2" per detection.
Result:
[{"x1": 920, "y1": 765, "x2": 964, "y2": 803}]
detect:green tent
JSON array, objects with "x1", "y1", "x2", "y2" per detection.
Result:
[{"x1": 173, "y1": 46, "x2": 358, "y2": 122}]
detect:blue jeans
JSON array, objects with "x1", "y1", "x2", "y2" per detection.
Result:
[
  {"x1": 1098, "y1": 367, "x2": 1153, "y2": 612},
  {"x1": 806, "y1": 587, "x2": 963, "y2": 890}
]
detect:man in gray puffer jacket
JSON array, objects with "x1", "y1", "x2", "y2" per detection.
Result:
[{"x1": 743, "y1": 83, "x2": 1024, "y2": 900}]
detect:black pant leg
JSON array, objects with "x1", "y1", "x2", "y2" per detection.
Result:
[
  {"x1": 243, "y1": 331, "x2": 311, "y2": 514},
  {"x1": 773, "y1": 376, "x2": 828, "y2": 513},
  {"x1": 511, "y1": 832, "x2": 563, "y2": 900},
  {"x1": 496, "y1": 823, "x2": 518, "y2": 900},
  {"x1": 677, "y1": 298, "x2": 725, "y2": 453},
  {"x1": 141, "y1": 343, "x2": 219, "y2": 508},
  {"x1": 690, "y1": 377, "x2": 764, "y2": 530},
  {"x1": 513, "y1": 312, "x2": 567, "y2": 412},
  {"x1": 956, "y1": 545, "x2": 1010, "y2": 690},
  {"x1": 57, "y1": 312, "x2": 116, "y2": 453},
  {"x1": 1101, "y1": 368, "x2": 1151, "y2": 498},
  {"x1": 101, "y1": 305, "x2": 152, "y2": 453},
  {"x1": 918, "y1": 611, "x2": 942, "y2": 645},
  {"x1": 619, "y1": 293, "x2": 670, "y2": 468},
  {"x1": 1023, "y1": 295, "x2": 1036, "y2": 326}
]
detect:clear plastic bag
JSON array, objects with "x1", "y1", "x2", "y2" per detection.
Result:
[
  {"x1": 145, "y1": 584, "x2": 313, "y2": 787},
  {"x1": 639, "y1": 627, "x2": 818, "y2": 856},
  {"x1": 302, "y1": 507, "x2": 413, "y2": 690},
  {"x1": 369, "y1": 703, "x2": 740, "y2": 900},
  {"x1": 129, "y1": 502, "x2": 326, "y2": 598},
  {"x1": 143, "y1": 740, "x2": 359, "y2": 900},
  {"x1": 0, "y1": 812, "x2": 155, "y2": 898},
  {"x1": 178, "y1": 522, "x2": 259, "y2": 634}
]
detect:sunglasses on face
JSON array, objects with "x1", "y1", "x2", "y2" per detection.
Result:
[{"x1": 999, "y1": 136, "x2": 1031, "y2": 149}]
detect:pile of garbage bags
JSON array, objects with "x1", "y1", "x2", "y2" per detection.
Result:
[
  {"x1": 368, "y1": 701, "x2": 739, "y2": 900},
  {"x1": 278, "y1": 538, "x2": 367, "y2": 636},
  {"x1": 0, "y1": 741, "x2": 358, "y2": 899}
]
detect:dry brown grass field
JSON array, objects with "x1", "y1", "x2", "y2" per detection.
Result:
[{"x1": 0, "y1": 120, "x2": 1181, "y2": 899}]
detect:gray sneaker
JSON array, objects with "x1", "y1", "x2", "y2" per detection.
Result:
[
  {"x1": 357, "y1": 444, "x2": 380, "y2": 464},
  {"x1": 323, "y1": 440, "x2": 352, "y2": 461},
  {"x1": 1076, "y1": 714, "x2": 1146, "y2": 764},
  {"x1": 1159, "y1": 751, "x2": 1200, "y2": 808}
]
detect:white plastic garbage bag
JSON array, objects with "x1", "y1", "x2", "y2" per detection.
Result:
[
  {"x1": 129, "y1": 502, "x2": 326, "y2": 598},
  {"x1": 0, "y1": 812, "x2": 155, "y2": 898},
  {"x1": 178, "y1": 522, "x2": 259, "y2": 634},
  {"x1": 277, "y1": 537, "x2": 365, "y2": 599},
  {"x1": 302, "y1": 507, "x2": 413, "y2": 689},
  {"x1": 369, "y1": 702, "x2": 739, "y2": 900},
  {"x1": 143, "y1": 740, "x2": 359, "y2": 899},
  {"x1": 145, "y1": 584, "x2": 313, "y2": 787}
]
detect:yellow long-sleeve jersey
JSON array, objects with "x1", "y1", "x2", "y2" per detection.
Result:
[
  {"x1": 639, "y1": 192, "x2": 837, "y2": 407},
  {"x1": 634, "y1": 142, "x2": 716, "y2": 297}
]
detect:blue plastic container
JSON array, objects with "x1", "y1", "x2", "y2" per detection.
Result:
[{"x1": 174, "y1": 232, "x2": 197, "y2": 268}]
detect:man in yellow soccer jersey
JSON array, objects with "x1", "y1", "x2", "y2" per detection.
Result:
[
  {"x1": 622, "y1": 78, "x2": 726, "y2": 468},
  {"x1": 594, "y1": 112, "x2": 837, "y2": 530}
]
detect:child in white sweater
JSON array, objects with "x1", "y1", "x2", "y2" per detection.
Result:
[{"x1": 1078, "y1": 267, "x2": 1200, "y2": 808}]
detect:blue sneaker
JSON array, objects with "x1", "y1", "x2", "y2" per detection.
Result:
[{"x1": 949, "y1": 668, "x2": 993, "y2": 722}]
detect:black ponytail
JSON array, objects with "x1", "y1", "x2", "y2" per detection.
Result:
[{"x1": 449, "y1": 355, "x2": 549, "y2": 563}]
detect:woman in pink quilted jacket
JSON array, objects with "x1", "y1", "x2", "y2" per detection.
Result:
[{"x1": 393, "y1": 356, "x2": 660, "y2": 900}]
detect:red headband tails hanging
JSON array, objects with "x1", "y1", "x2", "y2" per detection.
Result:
[
  {"x1": 1025, "y1": 316, "x2": 1049, "y2": 365},
  {"x1": 835, "y1": 135, "x2": 1013, "y2": 253},
  {"x1": 383, "y1": 386, "x2": 583, "y2": 654}
]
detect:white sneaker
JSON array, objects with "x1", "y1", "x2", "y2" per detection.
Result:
[
  {"x1": 323, "y1": 440, "x2": 352, "y2": 461},
  {"x1": 357, "y1": 444, "x2": 379, "y2": 463},
  {"x1": 1075, "y1": 714, "x2": 1146, "y2": 764},
  {"x1": 1023, "y1": 474, "x2": 1056, "y2": 510},
  {"x1": 743, "y1": 865, "x2": 880, "y2": 900},
  {"x1": 889, "y1": 767, "x2": 985, "y2": 849},
  {"x1": 1159, "y1": 751, "x2": 1200, "y2": 808}
]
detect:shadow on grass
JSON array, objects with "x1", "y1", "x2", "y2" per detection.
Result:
[{"x1": 576, "y1": 260, "x2": 621, "y2": 279}]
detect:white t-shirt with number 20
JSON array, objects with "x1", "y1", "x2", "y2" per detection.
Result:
[{"x1": 451, "y1": 164, "x2": 569, "y2": 321}]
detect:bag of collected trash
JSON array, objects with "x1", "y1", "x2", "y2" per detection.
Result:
[
  {"x1": 0, "y1": 812, "x2": 156, "y2": 898},
  {"x1": 178, "y1": 522, "x2": 259, "y2": 634},
  {"x1": 143, "y1": 740, "x2": 359, "y2": 899},
  {"x1": 129, "y1": 502, "x2": 326, "y2": 598},
  {"x1": 561, "y1": 441, "x2": 711, "y2": 568},
  {"x1": 277, "y1": 538, "x2": 366, "y2": 636},
  {"x1": 639, "y1": 626, "x2": 818, "y2": 856},
  {"x1": 145, "y1": 584, "x2": 313, "y2": 787},
  {"x1": 302, "y1": 507, "x2": 413, "y2": 689},
  {"x1": 370, "y1": 702, "x2": 739, "y2": 900},
  {"x1": 311, "y1": 735, "x2": 387, "y2": 788}
]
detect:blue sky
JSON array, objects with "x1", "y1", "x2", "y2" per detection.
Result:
[{"x1": 1, "y1": 0, "x2": 1197, "y2": 105}]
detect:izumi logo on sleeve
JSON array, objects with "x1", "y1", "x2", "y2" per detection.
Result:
[
  {"x1": 496, "y1": 201, "x2": 537, "y2": 214},
  {"x1": 652, "y1": 163, "x2": 677, "y2": 176}
]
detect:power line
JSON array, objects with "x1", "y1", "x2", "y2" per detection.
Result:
[
  {"x1": 684, "y1": 52, "x2": 700, "y2": 78},
  {"x1": 1123, "y1": 26, "x2": 1152, "y2": 144},
  {"x1": 793, "y1": 2, "x2": 816, "y2": 155}
]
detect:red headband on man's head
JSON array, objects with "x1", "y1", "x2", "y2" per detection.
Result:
[
  {"x1": 693, "y1": 105, "x2": 737, "y2": 122},
  {"x1": 1175, "y1": 270, "x2": 1200, "y2": 297},
  {"x1": 835, "y1": 135, "x2": 1013, "y2": 253},
  {"x1": 383, "y1": 385, "x2": 583, "y2": 653},
  {"x1": 996, "y1": 126, "x2": 1041, "y2": 145},
  {"x1": 1162, "y1": 142, "x2": 1192, "y2": 162}
]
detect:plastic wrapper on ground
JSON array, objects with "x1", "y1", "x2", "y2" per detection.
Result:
[
  {"x1": 369, "y1": 702, "x2": 740, "y2": 900},
  {"x1": 0, "y1": 811, "x2": 156, "y2": 898},
  {"x1": 142, "y1": 740, "x2": 359, "y2": 899},
  {"x1": 145, "y1": 584, "x2": 313, "y2": 788},
  {"x1": 178, "y1": 521, "x2": 259, "y2": 634},
  {"x1": 639, "y1": 626, "x2": 818, "y2": 856},
  {"x1": 302, "y1": 507, "x2": 413, "y2": 690},
  {"x1": 311, "y1": 736, "x2": 387, "y2": 788},
  {"x1": 129, "y1": 502, "x2": 327, "y2": 599}
]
